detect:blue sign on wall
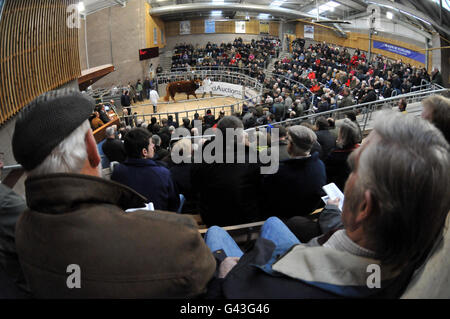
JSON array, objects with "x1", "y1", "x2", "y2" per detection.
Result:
[
  {"x1": 205, "y1": 20, "x2": 215, "y2": 33},
  {"x1": 373, "y1": 40, "x2": 425, "y2": 64}
]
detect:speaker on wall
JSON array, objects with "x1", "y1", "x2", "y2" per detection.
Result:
[{"x1": 139, "y1": 47, "x2": 159, "y2": 61}]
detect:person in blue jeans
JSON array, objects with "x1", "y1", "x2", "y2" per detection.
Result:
[
  {"x1": 205, "y1": 217, "x2": 300, "y2": 277},
  {"x1": 202, "y1": 112, "x2": 450, "y2": 299}
]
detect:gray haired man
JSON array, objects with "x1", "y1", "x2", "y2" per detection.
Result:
[
  {"x1": 204, "y1": 111, "x2": 450, "y2": 298},
  {"x1": 11, "y1": 89, "x2": 215, "y2": 298}
]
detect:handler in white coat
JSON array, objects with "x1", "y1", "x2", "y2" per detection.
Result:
[
  {"x1": 202, "y1": 76, "x2": 212, "y2": 98},
  {"x1": 149, "y1": 87, "x2": 159, "y2": 113}
]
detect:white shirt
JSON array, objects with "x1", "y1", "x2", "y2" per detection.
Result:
[
  {"x1": 202, "y1": 78, "x2": 212, "y2": 92},
  {"x1": 149, "y1": 90, "x2": 159, "y2": 105}
]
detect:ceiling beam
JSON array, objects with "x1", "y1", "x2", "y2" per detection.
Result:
[
  {"x1": 334, "y1": 0, "x2": 366, "y2": 12},
  {"x1": 366, "y1": 0, "x2": 450, "y2": 36},
  {"x1": 149, "y1": 3, "x2": 331, "y2": 20},
  {"x1": 114, "y1": 0, "x2": 126, "y2": 7},
  {"x1": 344, "y1": 10, "x2": 432, "y2": 40}
]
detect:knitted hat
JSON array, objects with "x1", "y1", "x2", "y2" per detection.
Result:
[{"x1": 12, "y1": 89, "x2": 95, "y2": 171}]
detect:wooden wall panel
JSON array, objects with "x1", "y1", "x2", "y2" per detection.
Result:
[
  {"x1": 295, "y1": 22, "x2": 305, "y2": 38},
  {"x1": 191, "y1": 19, "x2": 205, "y2": 34},
  {"x1": 0, "y1": 0, "x2": 81, "y2": 126},
  {"x1": 245, "y1": 19, "x2": 259, "y2": 35},
  {"x1": 269, "y1": 22, "x2": 279, "y2": 36},
  {"x1": 215, "y1": 21, "x2": 234, "y2": 33},
  {"x1": 165, "y1": 21, "x2": 179, "y2": 37},
  {"x1": 146, "y1": 3, "x2": 166, "y2": 49}
]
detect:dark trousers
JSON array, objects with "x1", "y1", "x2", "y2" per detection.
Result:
[
  {"x1": 153, "y1": 105, "x2": 157, "y2": 113},
  {"x1": 285, "y1": 215, "x2": 322, "y2": 243}
]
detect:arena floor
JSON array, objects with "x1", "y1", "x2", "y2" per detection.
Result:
[{"x1": 128, "y1": 94, "x2": 241, "y2": 119}]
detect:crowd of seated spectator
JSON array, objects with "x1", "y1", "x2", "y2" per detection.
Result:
[
  {"x1": 1, "y1": 36, "x2": 449, "y2": 299},
  {"x1": 104, "y1": 104, "x2": 363, "y2": 225},
  {"x1": 170, "y1": 37, "x2": 280, "y2": 82},
  {"x1": 258, "y1": 40, "x2": 438, "y2": 121}
]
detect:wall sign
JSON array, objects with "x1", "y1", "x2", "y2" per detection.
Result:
[
  {"x1": 205, "y1": 20, "x2": 215, "y2": 33},
  {"x1": 180, "y1": 20, "x2": 191, "y2": 35},
  {"x1": 373, "y1": 41, "x2": 425, "y2": 64},
  {"x1": 235, "y1": 21, "x2": 246, "y2": 34},
  {"x1": 304, "y1": 25, "x2": 314, "y2": 39}
]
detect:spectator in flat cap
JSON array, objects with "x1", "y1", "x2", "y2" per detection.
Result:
[
  {"x1": 261, "y1": 125, "x2": 326, "y2": 219},
  {"x1": 11, "y1": 89, "x2": 215, "y2": 298}
]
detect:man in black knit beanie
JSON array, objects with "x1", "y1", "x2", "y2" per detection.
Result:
[{"x1": 11, "y1": 88, "x2": 215, "y2": 298}]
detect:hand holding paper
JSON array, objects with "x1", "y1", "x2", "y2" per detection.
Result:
[{"x1": 321, "y1": 183, "x2": 345, "y2": 211}]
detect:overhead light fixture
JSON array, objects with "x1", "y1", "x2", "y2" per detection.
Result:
[
  {"x1": 212, "y1": 0, "x2": 225, "y2": 3},
  {"x1": 270, "y1": 0, "x2": 284, "y2": 6},
  {"x1": 308, "y1": 1, "x2": 340, "y2": 16},
  {"x1": 211, "y1": 10, "x2": 222, "y2": 16},
  {"x1": 367, "y1": 1, "x2": 431, "y2": 25},
  {"x1": 386, "y1": 11, "x2": 393, "y2": 19},
  {"x1": 258, "y1": 13, "x2": 270, "y2": 19},
  {"x1": 78, "y1": 1, "x2": 85, "y2": 12}
]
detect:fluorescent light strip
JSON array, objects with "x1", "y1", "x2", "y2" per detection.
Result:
[
  {"x1": 271, "y1": 0, "x2": 284, "y2": 6},
  {"x1": 308, "y1": 1, "x2": 340, "y2": 16},
  {"x1": 367, "y1": 1, "x2": 431, "y2": 26},
  {"x1": 78, "y1": 1, "x2": 85, "y2": 12}
]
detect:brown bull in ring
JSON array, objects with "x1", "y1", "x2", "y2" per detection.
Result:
[{"x1": 164, "y1": 79, "x2": 202, "y2": 102}]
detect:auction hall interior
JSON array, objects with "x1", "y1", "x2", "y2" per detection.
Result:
[{"x1": 0, "y1": 0, "x2": 449, "y2": 300}]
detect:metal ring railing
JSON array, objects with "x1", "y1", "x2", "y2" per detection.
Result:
[{"x1": 118, "y1": 70, "x2": 266, "y2": 125}]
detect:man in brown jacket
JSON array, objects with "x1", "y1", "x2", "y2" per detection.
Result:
[{"x1": 11, "y1": 89, "x2": 215, "y2": 298}]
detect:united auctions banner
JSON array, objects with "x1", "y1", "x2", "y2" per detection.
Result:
[
  {"x1": 196, "y1": 82, "x2": 244, "y2": 99},
  {"x1": 372, "y1": 41, "x2": 425, "y2": 64}
]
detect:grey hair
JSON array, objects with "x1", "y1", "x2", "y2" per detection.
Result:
[
  {"x1": 353, "y1": 111, "x2": 450, "y2": 269},
  {"x1": 338, "y1": 118, "x2": 360, "y2": 149},
  {"x1": 288, "y1": 125, "x2": 317, "y2": 155},
  {"x1": 151, "y1": 134, "x2": 161, "y2": 146},
  {"x1": 28, "y1": 120, "x2": 91, "y2": 177},
  {"x1": 105, "y1": 126, "x2": 115, "y2": 137}
]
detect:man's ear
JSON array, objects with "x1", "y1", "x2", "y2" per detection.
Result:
[
  {"x1": 355, "y1": 190, "x2": 373, "y2": 225},
  {"x1": 85, "y1": 130, "x2": 101, "y2": 169}
]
